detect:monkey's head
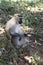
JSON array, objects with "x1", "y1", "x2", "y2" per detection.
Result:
[{"x1": 14, "y1": 13, "x2": 23, "y2": 24}]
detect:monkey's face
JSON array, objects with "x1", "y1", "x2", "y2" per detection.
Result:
[
  {"x1": 18, "y1": 15, "x2": 23, "y2": 24},
  {"x1": 14, "y1": 14, "x2": 23, "y2": 24}
]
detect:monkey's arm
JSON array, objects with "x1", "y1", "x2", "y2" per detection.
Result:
[{"x1": 5, "y1": 30, "x2": 11, "y2": 40}]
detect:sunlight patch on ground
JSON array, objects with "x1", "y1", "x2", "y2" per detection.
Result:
[{"x1": 27, "y1": 6, "x2": 43, "y2": 13}]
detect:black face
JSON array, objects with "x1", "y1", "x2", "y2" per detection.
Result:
[
  {"x1": 18, "y1": 15, "x2": 23, "y2": 24},
  {"x1": 19, "y1": 17, "x2": 22, "y2": 24}
]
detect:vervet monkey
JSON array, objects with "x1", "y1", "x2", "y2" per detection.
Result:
[
  {"x1": 5, "y1": 13, "x2": 29, "y2": 48},
  {"x1": 5, "y1": 14, "x2": 25, "y2": 47}
]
